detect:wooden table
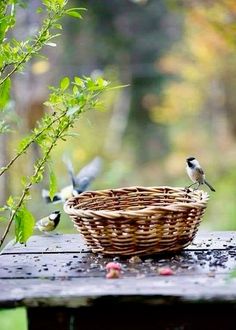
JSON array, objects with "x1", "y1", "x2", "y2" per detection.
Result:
[{"x1": 1, "y1": 232, "x2": 236, "y2": 330}]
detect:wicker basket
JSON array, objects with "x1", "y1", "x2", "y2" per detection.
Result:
[{"x1": 64, "y1": 186, "x2": 209, "y2": 256}]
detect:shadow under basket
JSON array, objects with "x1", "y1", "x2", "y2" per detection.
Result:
[{"x1": 64, "y1": 186, "x2": 209, "y2": 256}]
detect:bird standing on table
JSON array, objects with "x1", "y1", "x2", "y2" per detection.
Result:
[
  {"x1": 186, "y1": 157, "x2": 215, "y2": 192},
  {"x1": 35, "y1": 211, "x2": 61, "y2": 233}
]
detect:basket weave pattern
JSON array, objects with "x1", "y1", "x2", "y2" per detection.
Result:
[{"x1": 64, "y1": 186, "x2": 209, "y2": 256}]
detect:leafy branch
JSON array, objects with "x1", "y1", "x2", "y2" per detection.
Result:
[
  {"x1": 0, "y1": 0, "x2": 86, "y2": 110},
  {"x1": 0, "y1": 1, "x2": 66, "y2": 85},
  {"x1": 0, "y1": 76, "x2": 110, "y2": 247},
  {"x1": 0, "y1": 1, "x2": 113, "y2": 248}
]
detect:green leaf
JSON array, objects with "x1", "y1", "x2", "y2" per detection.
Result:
[
  {"x1": 17, "y1": 135, "x2": 32, "y2": 153},
  {"x1": 66, "y1": 7, "x2": 87, "y2": 12},
  {"x1": 21, "y1": 176, "x2": 28, "y2": 186},
  {"x1": 73, "y1": 85, "x2": 79, "y2": 94},
  {"x1": 49, "y1": 167, "x2": 57, "y2": 201},
  {"x1": 0, "y1": 16, "x2": 16, "y2": 42},
  {"x1": 60, "y1": 77, "x2": 70, "y2": 91},
  {"x1": 36, "y1": 7, "x2": 43, "y2": 14},
  {"x1": 0, "y1": 78, "x2": 11, "y2": 110},
  {"x1": 32, "y1": 171, "x2": 43, "y2": 184},
  {"x1": 53, "y1": 23, "x2": 62, "y2": 30},
  {"x1": 6, "y1": 196, "x2": 14, "y2": 208},
  {"x1": 74, "y1": 77, "x2": 85, "y2": 87},
  {"x1": 106, "y1": 84, "x2": 129, "y2": 91},
  {"x1": 15, "y1": 205, "x2": 35, "y2": 244},
  {"x1": 66, "y1": 11, "x2": 82, "y2": 19},
  {"x1": 54, "y1": 0, "x2": 66, "y2": 6}
]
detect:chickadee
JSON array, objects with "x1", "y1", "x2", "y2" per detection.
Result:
[
  {"x1": 42, "y1": 186, "x2": 79, "y2": 204},
  {"x1": 35, "y1": 211, "x2": 61, "y2": 232},
  {"x1": 42, "y1": 156, "x2": 102, "y2": 204},
  {"x1": 186, "y1": 157, "x2": 215, "y2": 192}
]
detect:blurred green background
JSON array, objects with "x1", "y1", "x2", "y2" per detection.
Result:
[
  {"x1": 1, "y1": 0, "x2": 236, "y2": 327},
  {"x1": 0, "y1": 308, "x2": 27, "y2": 330}
]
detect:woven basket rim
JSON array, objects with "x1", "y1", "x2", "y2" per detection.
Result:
[{"x1": 64, "y1": 185, "x2": 209, "y2": 218}]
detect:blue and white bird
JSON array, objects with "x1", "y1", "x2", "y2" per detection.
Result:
[
  {"x1": 186, "y1": 157, "x2": 215, "y2": 192},
  {"x1": 42, "y1": 156, "x2": 102, "y2": 204}
]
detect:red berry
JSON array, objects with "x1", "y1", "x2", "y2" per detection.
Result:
[
  {"x1": 105, "y1": 262, "x2": 121, "y2": 271},
  {"x1": 158, "y1": 267, "x2": 174, "y2": 276}
]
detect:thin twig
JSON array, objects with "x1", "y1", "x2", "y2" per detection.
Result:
[{"x1": 0, "y1": 62, "x2": 18, "y2": 76}]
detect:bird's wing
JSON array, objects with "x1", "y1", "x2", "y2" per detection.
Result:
[
  {"x1": 75, "y1": 157, "x2": 102, "y2": 189},
  {"x1": 62, "y1": 155, "x2": 77, "y2": 188},
  {"x1": 196, "y1": 167, "x2": 204, "y2": 175},
  {"x1": 195, "y1": 166, "x2": 205, "y2": 183},
  {"x1": 39, "y1": 217, "x2": 51, "y2": 227}
]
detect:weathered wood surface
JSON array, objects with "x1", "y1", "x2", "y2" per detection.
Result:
[
  {"x1": 2, "y1": 275, "x2": 236, "y2": 308},
  {"x1": 0, "y1": 249, "x2": 234, "y2": 279},
  {"x1": 2, "y1": 234, "x2": 89, "y2": 254},
  {"x1": 3, "y1": 231, "x2": 236, "y2": 254},
  {"x1": 1, "y1": 231, "x2": 236, "y2": 308}
]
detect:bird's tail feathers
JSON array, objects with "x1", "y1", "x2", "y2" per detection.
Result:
[{"x1": 204, "y1": 180, "x2": 216, "y2": 192}]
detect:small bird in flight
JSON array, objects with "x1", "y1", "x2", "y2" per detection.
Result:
[
  {"x1": 186, "y1": 157, "x2": 215, "y2": 192},
  {"x1": 35, "y1": 211, "x2": 61, "y2": 233},
  {"x1": 42, "y1": 156, "x2": 102, "y2": 204}
]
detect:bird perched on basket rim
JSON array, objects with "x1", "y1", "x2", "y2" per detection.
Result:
[
  {"x1": 42, "y1": 156, "x2": 102, "y2": 204},
  {"x1": 186, "y1": 157, "x2": 215, "y2": 192},
  {"x1": 35, "y1": 210, "x2": 61, "y2": 233}
]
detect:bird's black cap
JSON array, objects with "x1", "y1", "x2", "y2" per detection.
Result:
[{"x1": 186, "y1": 157, "x2": 195, "y2": 162}]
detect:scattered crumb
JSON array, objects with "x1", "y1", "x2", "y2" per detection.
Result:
[
  {"x1": 207, "y1": 272, "x2": 215, "y2": 278},
  {"x1": 129, "y1": 256, "x2": 142, "y2": 264},
  {"x1": 106, "y1": 269, "x2": 121, "y2": 279}
]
